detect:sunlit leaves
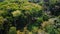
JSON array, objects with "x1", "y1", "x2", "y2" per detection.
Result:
[
  {"x1": 0, "y1": 2, "x2": 19, "y2": 10},
  {"x1": 20, "y1": 2, "x2": 43, "y2": 11},
  {"x1": 0, "y1": 0, "x2": 43, "y2": 34},
  {"x1": 12, "y1": 10, "x2": 22, "y2": 17}
]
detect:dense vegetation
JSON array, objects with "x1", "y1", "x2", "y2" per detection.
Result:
[{"x1": 0, "y1": 0, "x2": 60, "y2": 34}]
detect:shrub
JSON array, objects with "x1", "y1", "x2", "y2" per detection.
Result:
[
  {"x1": 44, "y1": 25, "x2": 57, "y2": 34},
  {"x1": 12, "y1": 10, "x2": 22, "y2": 17},
  {"x1": 43, "y1": 15, "x2": 49, "y2": 21},
  {"x1": 36, "y1": 17, "x2": 43, "y2": 23},
  {"x1": 9, "y1": 27, "x2": 17, "y2": 34}
]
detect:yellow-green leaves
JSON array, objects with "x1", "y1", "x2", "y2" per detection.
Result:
[
  {"x1": 9, "y1": 27, "x2": 17, "y2": 34},
  {"x1": 36, "y1": 17, "x2": 43, "y2": 23},
  {"x1": 20, "y1": 2, "x2": 43, "y2": 11},
  {"x1": 0, "y1": 16, "x2": 4, "y2": 29},
  {"x1": 0, "y1": 16, "x2": 4, "y2": 24},
  {"x1": 32, "y1": 26, "x2": 38, "y2": 32},
  {"x1": 12, "y1": 10, "x2": 22, "y2": 17},
  {"x1": 0, "y1": 10, "x2": 8, "y2": 16},
  {"x1": 0, "y1": 1, "x2": 19, "y2": 10}
]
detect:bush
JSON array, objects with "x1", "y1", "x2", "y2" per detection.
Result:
[
  {"x1": 0, "y1": 16, "x2": 4, "y2": 24},
  {"x1": 9, "y1": 27, "x2": 17, "y2": 34},
  {"x1": 12, "y1": 10, "x2": 22, "y2": 17},
  {"x1": 0, "y1": 0, "x2": 43, "y2": 34},
  {"x1": 0, "y1": 16, "x2": 4, "y2": 29},
  {"x1": 44, "y1": 25, "x2": 57, "y2": 34},
  {"x1": 36, "y1": 17, "x2": 43, "y2": 23},
  {"x1": 43, "y1": 15, "x2": 49, "y2": 21}
]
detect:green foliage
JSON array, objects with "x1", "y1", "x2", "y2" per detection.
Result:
[
  {"x1": 9, "y1": 27, "x2": 17, "y2": 34},
  {"x1": 49, "y1": 0, "x2": 60, "y2": 16},
  {"x1": 0, "y1": 0, "x2": 43, "y2": 33},
  {"x1": 43, "y1": 15, "x2": 49, "y2": 21},
  {"x1": 27, "y1": 17, "x2": 43, "y2": 31},
  {"x1": 0, "y1": 2, "x2": 19, "y2": 10},
  {"x1": 44, "y1": 24, "x2": 60, "y2": 34},
  {"x1": 0, "y1": 10, "x2": 8, "y2": 17},
  {"x1": 44, "y1": 17, "x2": 60, "y2": 34},
  {"x1": 32, "y1": 26, "x2": 38, "y2": 32},
  {"x1": 44, "y1": 25, "x2": 57, "y2": 34},
  {"x1": 12, "y1": 10, "x2": 22, "y2": 17},
  {"x1": 27, "y1": 24, "x2": 39, "y2": 32},
  {"x1": 0, "y1": 16, "x2": 4, "y2": 24},
  {"x1": 39, "y1": 0, "x2": 44, "y2": 5},
  {"x1": 36, "y1": 17, "x2": 43, "y2": 23},
  {"x1": 49, "y1": 0, "x2": 60, "y2": 5},
  {"x1": 0, "y1": 16, "x2": 4, "y2": 29},
  {"x1": 0, "y1": 0, "x2": 60, "y2": 34}
]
